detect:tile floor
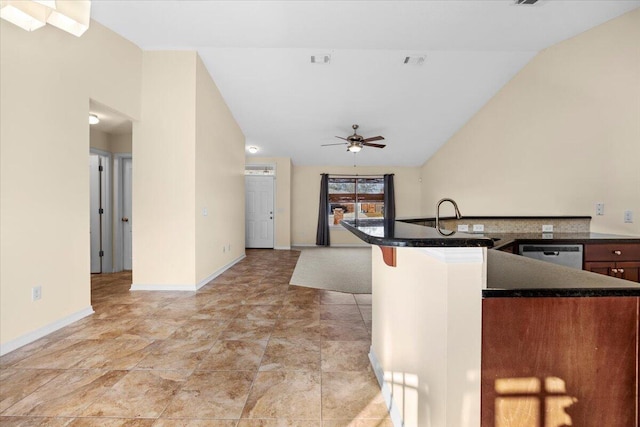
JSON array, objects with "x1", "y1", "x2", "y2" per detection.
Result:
[{"x1": 0, "y1": 249, "x2": 391, "y2": 426}]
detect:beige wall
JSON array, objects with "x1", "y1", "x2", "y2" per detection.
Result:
[
  {"x1": 134, "y1": 51, "x2": 245, "y2": 288},
  {"x1": 246, "y1": 157, "x2": 292, "y2": 249},
  {"x1": 90, "y1": 129, "x2": 132, "y2": 154},
  {"x1": 195, "y1": 56, "x2": 246, "y2": 283},
  {"x1": 0, "y1": 20, "x2": 142, "y2": 347},
  {"x1": 292, "y1": 165, "x2": 422, "y2": 246},
  {"x1": 420, "y1": 9, "x2": 640, "y2": 236},
  {"x1": 135, "y1": 51, "x2": 197, "y2": 287}
]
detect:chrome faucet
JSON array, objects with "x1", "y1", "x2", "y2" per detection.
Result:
[{"x1": 436, "y1": 198, "x2": 462, "y2": 236}]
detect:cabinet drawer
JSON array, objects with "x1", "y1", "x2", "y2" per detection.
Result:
[{"x1": 584, "y1": 243, "x2": 640, "y2": 262}]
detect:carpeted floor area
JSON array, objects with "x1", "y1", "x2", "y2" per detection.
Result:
[{"x1": 290, "y1": 247, "x2": 372, "y2": 294}]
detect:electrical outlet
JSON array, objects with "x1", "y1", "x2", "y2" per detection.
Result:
[
  {"x1": 624, "y1": 210, "x2": 633, "y2": 223},
  {"x1": 32, "y1": 286, "x2": 42, "y2": 302},
  {"x1": 472, "y1": 224, "x2": 484, "y2": 233},
  {"x1": 542, "y1": 224, "x2": 554, "y2": 232},
  {"x1": 202, "y1": 207, "x2": 208, "y2": 216},
  {"x1": 596, "y1": 203, "x2": 604, "y2": 216},
  {"x1": 457, "y1": 224, "x2": 469, "y2": 232}
]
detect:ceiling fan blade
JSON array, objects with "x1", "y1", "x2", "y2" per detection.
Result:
[
  {"x1": 362, "y1": 136, "x2": 384, "y2": 143},
  {"x1": 362, "y1": 142, "x2": 386, "y2": 149},
  {"x1": 321, "y1": 142, "x2": 348, "y2": 146},
  {"x1": 335, "y1": 136, "x2": 350, "y2": 141}
]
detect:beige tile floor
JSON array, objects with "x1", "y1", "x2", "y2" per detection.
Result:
[{"x1": 0, "y1": 249, "x2": 392, "y2": 426}]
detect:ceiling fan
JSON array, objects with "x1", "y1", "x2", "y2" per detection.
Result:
[{"x1": 321, "y1": 124, "x2": 386, "y2": 152}]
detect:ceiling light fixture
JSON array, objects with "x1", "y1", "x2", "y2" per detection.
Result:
[
  {"x1": 0, "y1": 0, "x2": 91, "y2": 37},
  {"x1": 89, "y1": 114, "x2": 99, "y2": 125},
  {"x1": 247, "y1": 146, "x2": 258, "y2": 154},
  {"x1": 347, "y1": 144, "x2": 362, "y2": 153}
]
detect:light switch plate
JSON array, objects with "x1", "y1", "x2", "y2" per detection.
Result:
[
  {"x1": 624, "y1": 210, "x2": 633, "y2": 223},
  {"x1": 542, "y1": 224, "x2": 554, "y2": 232},
  {"x1": 596, "y1": 203, "x2": 604, "y2": 216},
  {"x1": 457, "y1": 224, "x2": 469, "y2": 232},
  {"x1": 472, "y1": 224, "x2": 484, "y2": 232}
]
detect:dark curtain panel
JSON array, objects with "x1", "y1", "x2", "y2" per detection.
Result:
[
  {"x1": 316, "y1": 173, "x2": 330, "y2": 246},
  {"x1": 383, "y1": 174, "x2": 396, "y2": 237},
  {"x1": 383, "y1": 174, "x2": 396, "y2": 220}
]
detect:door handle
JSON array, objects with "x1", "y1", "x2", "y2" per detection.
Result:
[{"x1": 122, "y1": 217, "x2": 129, "y2": 222}]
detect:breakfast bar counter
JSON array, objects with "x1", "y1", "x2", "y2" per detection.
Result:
[{"x1": 341, "y1": 218, "x2": 639, "y2": 427}]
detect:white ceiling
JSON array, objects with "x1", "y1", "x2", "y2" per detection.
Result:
[{"x1": 91, "y1": 0, "x2": 640, "y2": 167}]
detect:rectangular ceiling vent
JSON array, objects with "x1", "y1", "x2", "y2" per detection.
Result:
[
  {"x1": 403, "y1": 55, "x2": 426, "y2": 66},
  {"x1": 311, "y1": 54, "x2": 331, "y2": 64},
  {"x1": 515, "y1": 0, "x2": 540, "y2": 4}
]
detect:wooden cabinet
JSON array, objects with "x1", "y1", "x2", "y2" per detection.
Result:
[
  {"x1": 584, "y1": 243, "x2": 640, "y2": 282},
  {"x1": 482, "y1": 297, "x2": 639, "y2": 427}
]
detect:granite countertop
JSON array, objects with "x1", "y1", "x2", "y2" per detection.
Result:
[
  {"x1": 489, "y1": 232, "x2": 640, "y2": 249},
  {"x1": 341, "y1": 218, "x2": 640, "y2": 297},
  {"x1": 341, "y1": 219, "x2": 640, "y2": 248},
  {"x1": 340, "y1": 219, "x2": 495, "y2": 248},
  {"x1": 485, "y1": 250, "x2": 640, "y2": 297}
]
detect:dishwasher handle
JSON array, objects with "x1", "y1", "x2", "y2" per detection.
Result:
[{"x1": 543, "y1": 251, "x2": 560, "y2": 256}]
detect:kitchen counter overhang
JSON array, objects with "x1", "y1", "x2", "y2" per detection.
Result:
[{"x1": 340, "y1": 218, "x2": 495, "y2": 247}]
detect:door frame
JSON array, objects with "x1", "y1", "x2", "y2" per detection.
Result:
[
  {"x1": 113, "y1": 153, "x2": 132, "y2": 272},
  {"x1": 244, "y1": 163, "x2": 277, "y2": 249},
  {"x1": 89, "y1": 148, "x2": 113, "y2": 273}
]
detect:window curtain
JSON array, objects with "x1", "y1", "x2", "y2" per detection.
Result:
[
  {"x1": 383, "y1": 174, "x2": 396, "y2": 220},
  {"x1": 383, "y1": 174, "x2": 396, "y2": 236},
  {"x1": 316, "y1": 173, "x2": 330, "y2": 246}
]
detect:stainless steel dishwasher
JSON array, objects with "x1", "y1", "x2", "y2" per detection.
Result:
[{"x1": 519, "y1": 244, "x2": 583, "y2": 269}]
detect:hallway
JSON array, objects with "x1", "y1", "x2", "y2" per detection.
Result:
[{"x1": 0, "y1": 249, "x2": 391, "y2": 426}]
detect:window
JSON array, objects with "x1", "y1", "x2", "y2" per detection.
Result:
[{"x1": 328, "y1": 176, "x2": 384, "y2": 224}]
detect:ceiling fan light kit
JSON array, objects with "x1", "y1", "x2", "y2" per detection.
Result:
[{"x1": 321, "y1": 124, "x2": 386, "y2": 154}]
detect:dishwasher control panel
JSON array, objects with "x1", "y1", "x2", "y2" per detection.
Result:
[{"x1": 519, "y1": 244, "x2": 583, "y2": 270}]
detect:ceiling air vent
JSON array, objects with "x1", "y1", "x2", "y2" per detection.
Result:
[
  {"x1": 403, "y1": 55, "x2": 426, "y2": 66},
  {"x1": 515, "y1": 0, "x2": 540, "y2": 4},
  {"x1": 311, "y1": 54, "x2": 331, "y2": 64}
]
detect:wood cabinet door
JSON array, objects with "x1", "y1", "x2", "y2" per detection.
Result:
[
  {"x1": 482, "y1": 297, "x2": 639, "y2": 427},
  {"x1": 584, "y1": 261, "x2": 612, "y2": 277},
  {"x1": 617, "y1": 261, "x2": 640, "y2": 283}
]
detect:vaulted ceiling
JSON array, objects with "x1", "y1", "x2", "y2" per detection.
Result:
[{"x1": 92, "y1": 1, "x2": 640, "y2": 167}]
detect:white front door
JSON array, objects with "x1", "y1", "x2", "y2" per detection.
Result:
[
  {"x1": 245, "y1": 176, "x2": 274, "y2": 248},
  {"x1": 122, "y1": 158, "x2": 133, "y2": 270}
]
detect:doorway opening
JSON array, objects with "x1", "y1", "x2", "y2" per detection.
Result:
[{"x1": 89, "y1": 99, "x2": 133, "y2": 279}]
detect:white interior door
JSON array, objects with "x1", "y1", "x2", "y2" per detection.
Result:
[
  {"x1": 122, "y1": 158, "x2": 133, "y2": 270},
  {"x1": 89, "y1": 155, "x2": 102, "y2": 273},
  {"x1": 245, "y1": 176, "x2": 274, "y2": 248}
]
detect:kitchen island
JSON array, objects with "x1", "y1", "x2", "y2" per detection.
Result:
[{"x1": 341, "y1": 219, "x2": 639, "y2": 427}]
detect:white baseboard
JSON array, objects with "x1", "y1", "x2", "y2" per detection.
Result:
[
  {"x1": 130, "y1": 253, "x2": 246, "y2": 292},
  {"x1": 0, "y1": 306, "x2": 94, "y2": 356},
  {"x1": 195, "y1": 253, "x2": 245, "y2": 290},
  {"x1": 129, "y1": 283, "x2": 199, "y2": 291},
  {"x1": 274, "y1": 246, "x2": 292, "y2": 250},
  {"x1": 369, "y1": 347, "x2": 403, "y2": 427}
]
